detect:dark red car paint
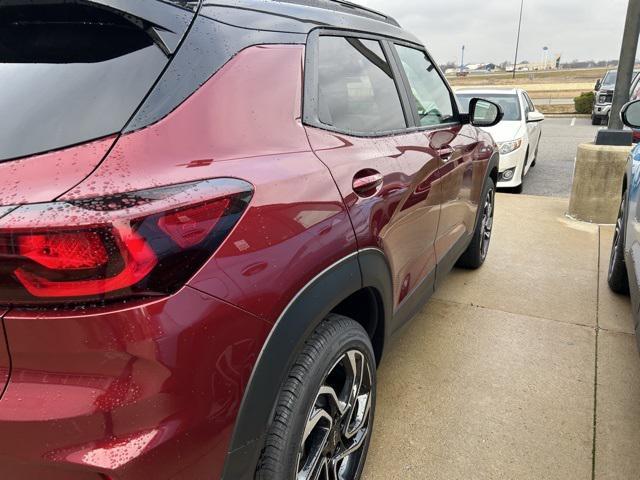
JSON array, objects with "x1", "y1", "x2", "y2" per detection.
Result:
[
  {"x1": 0, "y1": 44, "x2": 358, "y2": 478},
  {"x1": 0, "y1": 17, "x2": 496, "y2": 480},
  {"x1": 61, "y1": 45, "x2": 357, "y2": 323},
  {"x1": 0, "y1": 136, "x2": 116, "y2": 206},
  {"x1": 306, "y1": 124, "x2": 485, "y2": 312},
  {"x1": 0, "y1": 290, "x2": 270, "y2": 479}
]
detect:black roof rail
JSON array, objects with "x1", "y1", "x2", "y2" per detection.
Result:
[{"x1": 327, "y1": 0, "x2": 400, "y2": 27}]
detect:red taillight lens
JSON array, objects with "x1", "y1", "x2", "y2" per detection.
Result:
[
  {"x1": 18, "y1": 231, "x2": 108, "y2": 270},
  {"x1": 0, "y1": 179, "x2": 252, "y2": 306},
  {"x1": 14, "y1": 228, "x2": 157, "y2": 298}
]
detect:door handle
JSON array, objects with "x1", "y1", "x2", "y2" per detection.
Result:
[
  {"x1": 438, "y1": 146, "x2": 455, "y2": 161},
  {"x1": 353, "y1": 170, "x2": 383, "y2": 197}
]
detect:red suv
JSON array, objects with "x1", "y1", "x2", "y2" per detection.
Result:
[{"x1": 0, "y1": 1, "x2": 501, "y2": 479}]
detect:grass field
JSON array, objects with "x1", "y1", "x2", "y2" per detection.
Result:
[
  {"x1": 447, "y1": 67, "x2": 606, "y2": 113},
  {"x1": 447, "y1": 67, "x2": 606, "y2": 86},
  {"x1": 535, "y1": 104, "x2": 576, "y2": 114},
  {"x1": 453, "y1": 84, "x2": 592, "y2": 99}
]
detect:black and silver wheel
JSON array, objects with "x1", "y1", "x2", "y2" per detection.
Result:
[
  {"x1": 257, "y1": 315, "x2": 376, "y2": 480},
  {"x1": 608, "y1": 192, "x2": 630, "y2": 294},
  {"x1": 297, "y1": 350, "x2": 373, "y2": 479},
  {"x1": 479, "y1": 186, "x2": 495, "y2": 260},
  {"x1": 457, "y1": 177, "x2": 495, "y2": 269}
]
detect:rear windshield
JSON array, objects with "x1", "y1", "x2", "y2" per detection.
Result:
[
  {"x1": 0, "y1": 5, "x2": 169, "y2": 161},
  {"x1": 457, "y1": 93, "x2": 522, "y2": 121}
]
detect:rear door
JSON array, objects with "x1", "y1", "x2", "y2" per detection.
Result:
[
  {"x1": 389, "y1": 42, "x2": 481, "y2": 276},
  {"x1": 304, "y1": 32, "x2": 443, "y2": 327}
]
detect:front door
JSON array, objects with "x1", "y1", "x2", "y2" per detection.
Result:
[{"x1": 390, "y1": 43, "x2": 481, "y2": 277}]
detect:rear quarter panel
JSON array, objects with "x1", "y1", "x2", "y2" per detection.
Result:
[{"x1": 61, "y1": 43, "x2": 358, "y2": 324}]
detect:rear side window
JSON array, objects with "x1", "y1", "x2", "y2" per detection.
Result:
[
  {"x1": 317, "y1": 36, "x2": 406, "y2": 134},
  {"x1": 394, "y1": 45, "x2": 455, "y2": 127}
]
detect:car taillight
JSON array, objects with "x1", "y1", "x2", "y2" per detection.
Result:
[
  {"x1": 0, "y1": 179, "x2": 253, "y2": 306},
  {"x1": 18, "y1": 231, "x2": 109, "y2": 270}
]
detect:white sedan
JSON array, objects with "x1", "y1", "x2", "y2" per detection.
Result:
[{"x1": 457, "y1": 89, "x2": 545, "y2": 193}]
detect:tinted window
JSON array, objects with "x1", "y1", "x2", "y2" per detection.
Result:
[
  {"x1": 633, "y1": 79, "x2": 640, "y2": 101},
  {"x1": 603, "y1": 70, "x2": 640, "y2": 90},
  {"x1": 0, "y1": 5, "x2": 169, "y2": 161},
  {"x1": 602, "y1": 71, "x2": 617, "y2": 88},
  {"x1": 317, "y1": 36, "x2": 406, "y2": 133},
  {"x1": 457, "y1": 94, "x2": 522, "y2": 121},
  {"x1": 394, "y1": 45, "x2": 455, "y2": 126}
]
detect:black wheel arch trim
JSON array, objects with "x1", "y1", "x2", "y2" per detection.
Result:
[
  {"x1": 357, "y1": 248, "x2": 394, "y2": 362},
  {"x1": 221, "y1": 248, "x2": 394, "y2": 480},
  {"x1": 489, "y1": 150, "x2": 500, "y2": 183}
]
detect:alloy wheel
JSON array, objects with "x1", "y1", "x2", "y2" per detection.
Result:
[
  {"x1": 296, "y1": 350, "x2": 373, "y2": 480},
  {"x1": 480, "y1": 187, "x2": 495, "y2": 260}
]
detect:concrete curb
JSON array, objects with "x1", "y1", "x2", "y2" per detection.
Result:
[{"x1": 568, "y1": 143, "x2": 633, "y2": 223}]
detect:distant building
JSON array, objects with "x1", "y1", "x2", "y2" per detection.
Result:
[
  {"x1": 506, "y1": 58, "x2": 560, "y2": 72},
  {"x1": 466, "y1": 63, "x2": 485, "y2": 71}
]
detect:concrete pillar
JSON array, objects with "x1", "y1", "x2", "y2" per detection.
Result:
[{"x1": 568, "y1": 143, "x2": 633, "y2": 223}]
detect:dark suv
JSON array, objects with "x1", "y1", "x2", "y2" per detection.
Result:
[
  {"x1": 592, "y1": 69, "x2": 640, "y2": 125},
  {"x1": 0, "y1": 1, "x2": 501, "y2": 478}
]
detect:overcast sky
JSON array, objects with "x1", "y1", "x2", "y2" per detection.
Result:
[{"x1": 357, "y1": 0, "x2": 631, "y2": 65}]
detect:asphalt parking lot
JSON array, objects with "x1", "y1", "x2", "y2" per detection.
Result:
[
  {"x1": 364, "y1": 194, "x2": 639, "y2": 480},
  {"x1": 521, "y1": 117, "x2": 603, "y2": 198}
]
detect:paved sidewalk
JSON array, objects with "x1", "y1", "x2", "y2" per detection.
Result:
[{"x1": 363, "y1": 194, "x2": 640, "y2": 480}]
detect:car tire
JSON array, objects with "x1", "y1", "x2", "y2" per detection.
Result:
[
  {"x1": 608, "y1": 192, "x2": 630, "y2": 295},
  {"x1": 457, "y1": 177, "x2": 495, "y2": 269},
  {"x1": 592, "y1": 115, "x2": 601, "y2": 126},
  {"x1": 256, "y1": 314, "x2": 376, "y2": 480}
]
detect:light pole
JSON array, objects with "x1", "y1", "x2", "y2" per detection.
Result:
[
  {"x1": 460, "y1": 45, "x2": 465, "y2": 74},
  {"x1": 512, "y1": 0, "x2": 525, "y2": 79},
  {"x1": 609, "y1": 0, "x2": 640, "y2": 131}
]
